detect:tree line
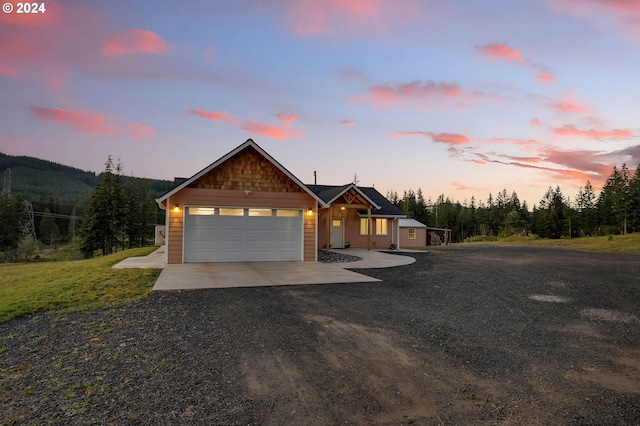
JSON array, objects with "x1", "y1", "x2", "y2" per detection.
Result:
[
  {"x1": 0, "y1": 156, "x2": 166, "y2": 261},
  {"x1": 388, "y1": 164, "x2": 640, "y2": 242}
]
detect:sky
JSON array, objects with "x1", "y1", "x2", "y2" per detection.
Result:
[{"x1": 1, "y1": 0, "x2": 639, "y2": 208}]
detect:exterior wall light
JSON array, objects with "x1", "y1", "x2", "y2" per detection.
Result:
[
  {"x1": 306, "y1": 208, "x2": 313, "y2": 215},
  {"x1": 173, "y1": 203, "x2": 180, "y2": 211}
]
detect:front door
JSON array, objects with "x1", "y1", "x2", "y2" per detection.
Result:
[{"x1": 330, "y1": 218, "x2": 344, "y2": 248}]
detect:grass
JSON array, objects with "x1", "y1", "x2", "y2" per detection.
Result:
[
  {"x1": 471, "y1": 233, "x2": 640, "y2": 254},
  {"x1": 0, "y1": 247, "x2": 161, "y2": 324}
]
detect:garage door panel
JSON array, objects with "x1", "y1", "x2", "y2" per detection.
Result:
[{"x1": 184, "y1": 207, "x2": 302, "y2": 262}]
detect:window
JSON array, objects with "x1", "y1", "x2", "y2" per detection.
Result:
[
  {"x1": 408, "y1": 228, "x2": 416, "y2": 239},
  {"x1": 276, "y1": 209, "x2": 300, "y2": 217},
  {"x1": 219, "y1": 208, "x2": 244, "y2": 216},
  {"x1": 332, "y1": 220, "x2": 342, "y2": 227},
  {"x1": 376, "y1": 219, "x2": 388, "y2": 235},
  {"x1": 188, "y1": 207, "x2": 216, "y2": 215},
  {"x1": 248, "y1": 208, "x2": 272, "y2": 217},
  {"x1": 360, "y1": 218, "x2": 370, "y2": 235}
]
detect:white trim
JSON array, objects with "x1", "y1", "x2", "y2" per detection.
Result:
[
  {"x1": 314, "y1": 203, "x2": 318, "y2": 261},
  {"x1": 325, "y1": 183, "x2": 381, "y2": 210}
]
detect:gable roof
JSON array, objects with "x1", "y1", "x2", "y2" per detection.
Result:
[
  {"x1": 156, "y1": 139, "x2": 327, "y2": 208},
  {"x1": 306, "y1": 183, "x2": 381, "y2": 209},
  {"x1": 306, "y1": 184, "x2": 404, "y2": 217},
  {"x1": 357, "y1": 186, "x2": 405, "y2": 217}
]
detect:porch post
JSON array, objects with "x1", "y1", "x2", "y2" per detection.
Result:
[
  {"x1": 367, "y1": 208, "x2": 371, "y2": 250},
  {"x1": 325, "y1": 206, "x2": 331, "y2": 250}
]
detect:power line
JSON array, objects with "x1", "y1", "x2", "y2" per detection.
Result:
[{"x1": 32, "y1": 211, "x2": 81, "y2": 220}]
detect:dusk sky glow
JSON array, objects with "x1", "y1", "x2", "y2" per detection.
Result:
[{"x1": 1, "y1": 0, "x2": 639, "y2": 207}]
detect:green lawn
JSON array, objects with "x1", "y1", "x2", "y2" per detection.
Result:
[
  {"x1": 475, "y1": 233, "x2": 640, "y2": 254},
  {"x1": 0, "y1": 247, "x2": 161, "y2": 323}
]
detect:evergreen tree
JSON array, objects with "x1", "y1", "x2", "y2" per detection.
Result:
[
  {"x1": 80, "y1": 156, "x2": 124, "y2": 257},
  {"x1": 575, "y1": 181, "x2": 597, "y2": 236},
  {"x1": 0, "y1": 195, "x2": 23, "y2": 256},
  {"x1": 629, "y1": 165, "x2": 640, "y2": 232},
  {"x1": 598, "y1": 165, "x2": 631, "y2": 234},
  {"x1": 39, "y1": 208, "x2": 60, "y2": 245}
]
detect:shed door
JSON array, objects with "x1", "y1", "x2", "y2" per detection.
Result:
[{"x1": 183, "y1": 207, "x2": 302, "y2": 262}]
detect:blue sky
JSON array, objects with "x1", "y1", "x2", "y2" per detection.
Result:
[{"x1": 1, "y1": 0, "x2": 639, "y2": 207}]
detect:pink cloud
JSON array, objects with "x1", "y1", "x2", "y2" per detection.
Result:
[
  {"x1": 551, "y1": 101, "x2": 592, "y2": 113},
  {"x1": 283, "y1": 0, "x2": 420, "y2": 38},
  {"x1": 277, "y1": 113, "x2": 297, "y2": 126},
  {"x1": 542, "y1": 91, "x2": 593, "y2": 114},
  {"x1": 101, "y1": 29, "x2": 168, "y2": 57},
  {"x1": 478, "y1": 137, "x2": 545, "y2": 152},
  {"x1": 451, "y1": 181, "x2": 487, "y2": 191},
  {"x1": 128, "y1": 122, "x2": 155, "y2": 140},
  {"x1": 371, "y1": 81, "x2": 461, "y2": 103},
  {"x1": 536, "y1": 69, "x2": 557, "y2": 83},
  {"x1": 542, "y1": 149, "x2": 611, "y2": 175},
  {"x1": 189, "y1": 109, "x2": 236, "y2": 124},
  {"x1": 391, "y1": 131, "x2": 470, "y2": 145},
  {"x1": 30, "y1": 106, "x2": 116, "y2": 135},
  {"x1": 475, "y1": 43, "x2": 525, "y2": 63},
  {"x1": 430, "y1": 132, "x2": 470, "y2": 145},
  {"x1": 530, "y1": 118, "x2": 542, "y2": 127},
  {"x1": 466, "y1": 153, "x2": 593, "y2": 184},
  {"x1": 553, "y1": 125, "x2": 633, "y2": 139},
  {"x1": 242, "y1": 121, "x2": 302, "y2": 140},
  {"x1": 475, "y1": 42, "x2": 556, "y2": 84},
  {"x1": 360, "y1": 80, "x2": 501, "y2": 109},
  {"x1": 31, "y1": 106, "x2": 154, "y2": 140},
  {"x1": 340, "y1": 119, "x2": 358, "y2": 126}
]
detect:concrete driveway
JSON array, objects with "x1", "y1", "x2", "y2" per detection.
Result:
[{"x1": 113, "y1": 247, "x2": 415, "y2": 290}]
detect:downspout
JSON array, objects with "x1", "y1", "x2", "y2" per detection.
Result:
[{"x1": 367, "y1": 208, "x2": 371, "y2": 250}]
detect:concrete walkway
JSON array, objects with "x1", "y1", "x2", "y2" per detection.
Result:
[
  {"x1": 112, "y1": 246, "x2": 415, "y2": 290},
  {"x1": 112, "y1": 246, "x2": 166, "y2": 269}
]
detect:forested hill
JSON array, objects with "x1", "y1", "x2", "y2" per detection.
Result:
[{"x1": 0, "y1": 152, "x2": 174, "y2": 199}]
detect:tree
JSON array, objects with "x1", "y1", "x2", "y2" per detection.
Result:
[
  {"x1": 534, "y1": 186, "x2": 566, "y2": 238},
  {"x1": 0, "y1": 194, "x2": 23, "y2": 259},
  {"x1": 598, "y1": 165, "x2": 631, "y2": 234},
  {"x1": 80, "y1": 156, "x2": 124, "y2": 257},
  {"x1": 575, "y1": 181, "x2": 597, "y2": 236},
  {"x1": 39, "y1": 208, "x2": 60, "y2": 245},
  {"x1": 629, "y1": 165, "x2": 640, "y2": 232}
]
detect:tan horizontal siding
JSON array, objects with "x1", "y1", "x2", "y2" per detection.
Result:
[
  {"x1": 318, "y1": 208, "x2": 397, "y2": 250},
  {"x1": 400, "y1": 227, "x2": 426, "y2": 247}
]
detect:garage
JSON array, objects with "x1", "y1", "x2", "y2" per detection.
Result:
[{"x1": 183, "y1": 207, "x2": 303, "y2": 262}]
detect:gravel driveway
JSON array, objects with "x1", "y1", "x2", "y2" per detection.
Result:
[{"x1": 1, "y1": 245, "x2": 639, "y2": 425}]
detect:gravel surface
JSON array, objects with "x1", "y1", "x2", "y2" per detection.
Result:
[
  {"x1": 1, "y1": 244, "x2": 639, "y2": 425},
  {"x1": 317, "y1": 249, "x2": 363, "y2": 263}
]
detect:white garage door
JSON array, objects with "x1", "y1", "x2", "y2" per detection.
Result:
[{"x1": 183, "y1": 207, "x2": 303, "y2": 262}]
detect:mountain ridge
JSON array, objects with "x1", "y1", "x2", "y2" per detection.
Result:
[{"x1": 0, "y1": 152, "x2": 174, "y2": 200}]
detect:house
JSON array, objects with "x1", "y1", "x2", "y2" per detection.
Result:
[
  {"x1": 398, "y1": 218, "x2": 427, "y2": 248},
  {"x1": 155, "y1": 139, "x2": 405, "y2": 264}
]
